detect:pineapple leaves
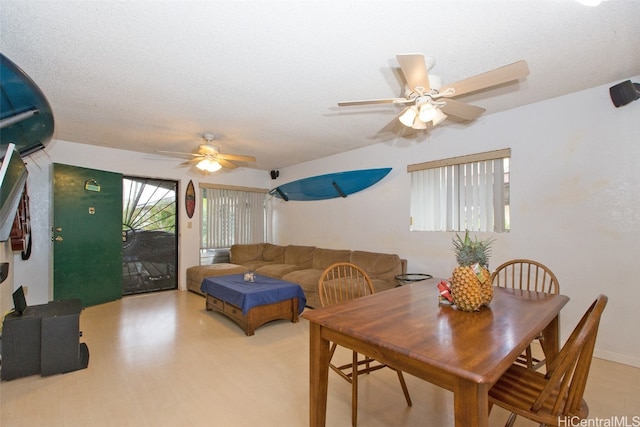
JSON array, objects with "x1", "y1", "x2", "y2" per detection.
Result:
[{"x1": 452, "y1": 230, "x2": 494, "y2": 267}]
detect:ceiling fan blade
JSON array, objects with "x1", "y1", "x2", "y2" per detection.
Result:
[
  {"x1": 374, "y1": 119, "x2": 423, "y2": 142},
  {"x1": 217, "y1": 153, "x2": 256, "y2": 162},
  {"x1": 440, "y1": 60, "x2": 529, "y2": 98},
  {"x1": 217, "y1": 158, "x2": 238, "y2": 169},
  {"x1": 198, "y1": 144, "x2": 218, "y2": 155},
  {"x1": 179, "y1": 159, "x2": 198, "y2": 167},
  {"x1": 156, "y1": 150, "x2": 200, "y2": 157},
  {"x1": 440, "y1": 98, "x2": 486, "y2": 121},
  {"x1": 338, "y1": 98, "x2": 410, "y2": 107},
  {"x1": 396, "y1": 53, "x2": 431, "y2": 92}
]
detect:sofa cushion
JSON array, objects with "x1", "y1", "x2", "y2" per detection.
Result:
[
  {"x1": 256, "y1": 263, "x2": 305, "y2": 279},
  {"x1": 370, "y1": 278, "x2": 398, "y2": 294},
  {"x1": 262, "y1": 243, "x2": 286, "y2": 262},
  {"x1": 187, "y1": 263, "x2": 249, "y2": 284},
  {"x1": 223, "y1": 243, "x2": 406, "y2": 309},
  {"x1": 350, "y1": 250, "x2": 403, "y2": 283},
  {"x1": 230, "y1": 243, "x2": 265, "y2": 264},
  {"x1": 186, "y1": 263, "x2": 249, "y2": 295},
  {"x1": 282, "y1": 268, "x2": 325, "y2": 309},
  {"x1": 282, "y1": 269, "x2": 324, "y2": 287},
  {"x1": 283, "y1": 245, "x2": 316, "y2": 268},
  {"x1": 243, "y1": 260, "x2": 276, "y2": 271},
  {"x1": 311, "y1": 248, "x2": 351, "y2": 270}
]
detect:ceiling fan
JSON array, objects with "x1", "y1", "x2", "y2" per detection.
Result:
[
  {"x1": 157, "y1": 133, "x2": 256, "y2": 172},
  {"x1": 338, "y1": 54, "x2": 529, "y2": 131}
]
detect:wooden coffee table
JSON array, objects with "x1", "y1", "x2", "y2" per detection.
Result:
[{"x1": 201, "y1": 273, "x2": 306, "y2": 336}]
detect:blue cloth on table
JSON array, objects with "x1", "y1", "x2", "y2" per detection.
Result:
[{"x1": 200, "y1": 274, "x2": 306, "y2": 315}]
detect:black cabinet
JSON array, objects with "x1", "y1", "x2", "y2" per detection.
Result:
[
  {"x1": 1, "y1": 299, "x2": 89, "y2": 381},
  {"x1": 1, "y1": 313, "x2": 41, "y2": 380}
]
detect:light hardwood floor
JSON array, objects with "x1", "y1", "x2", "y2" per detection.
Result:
[{"x1": 1, "y1": 290, "x2": 639, "y2": 426}]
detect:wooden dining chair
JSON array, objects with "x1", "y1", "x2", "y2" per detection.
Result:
[
  {"x1": 491, "y1": 259, "x2": 560, "y2": 370},
  {"x1": 489, "y1": 294, "x2": 608, "y2": 427},
  {"x1": 318, "y1": 262, "x2": 412, "y2": 426}
]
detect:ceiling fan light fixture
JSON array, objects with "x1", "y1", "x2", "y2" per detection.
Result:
[
  {"x1": 196, "y1": 158, "x2": 222, "y2": 172},
  {"x1": 399, "y1": 106, "x2": 418, "y2": 127},
  {"x1": 411, "y1": 119, "x2": 427, "y2": 130},
  {"x1": 418, "y1": 102, "x2": 437, "y2": 122},
  {"x1": 432, "y1": 108, "x2": 448, "y2": 126}
]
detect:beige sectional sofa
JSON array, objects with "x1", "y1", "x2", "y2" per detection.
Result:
[{"x1": 187, "y1": 243, "x2": 406, "y2": 308}]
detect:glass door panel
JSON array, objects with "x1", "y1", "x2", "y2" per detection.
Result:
[{"x1": 122, "y1": 177, "x2": 177, "y2": 295}]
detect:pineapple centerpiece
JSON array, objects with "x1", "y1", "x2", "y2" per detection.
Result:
[{"x1": 450, "y1": 231, "x2": 494, "y2": 312}]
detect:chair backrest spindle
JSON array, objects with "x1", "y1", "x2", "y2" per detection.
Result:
[
  {"x1": 491, "y1": 259, "x2": 559, "y2": 294},
  {"x1": 489, "y1": 295, "x2": 607, "y2": 425},
  {"x1": 319, "y1": 262, "x2": 374, "y2": 307},
  {"x1": 532, "y1": 295, "x2": 607, "y2": 416}
]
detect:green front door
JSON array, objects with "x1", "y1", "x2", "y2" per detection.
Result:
[{"x1": 53, "y1": 163, "x2": 123, "y2": 306}]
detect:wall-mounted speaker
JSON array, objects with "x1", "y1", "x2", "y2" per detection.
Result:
[
  {"x1": 609, "y1": 80, "x2": 640, "y2": 107},
  {"x1": 270, "y1": 170, "x2": 279, "y2": 180}
]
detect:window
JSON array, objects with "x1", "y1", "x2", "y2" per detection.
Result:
[
  {"x1": 201, "y1": 185, "x2": 268, "y2": 250},
  {"x1": 408, "y1": 149, "x2": 510, "y2": 232}
]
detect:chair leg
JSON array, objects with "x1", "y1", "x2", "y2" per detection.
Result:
[
  {"x1": 345, "y1": 353, "x2": 411, "y2": 426},
  {"x1": 526, "y1": 343, "x2": 547, "y2": 371},
  {"x1": 352, "y1": 351, "x2": 358, "y2": 427},
  {"x1": 395, "y1": 370, "x2": 412, "y2": 406},
  {"x1": 525, "y1": 345, "x2": 534, "y2": 370},
  {"x1": 505, "y1": 412, "x2": 518, "y2": 427},
  {"x1": 532, "y1": 358, "x2": 546, "y2": 371}
]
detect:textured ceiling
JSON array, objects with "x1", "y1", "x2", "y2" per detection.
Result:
[{"x1": 1, "y1": 0, "x2": 639, "y2": 171}]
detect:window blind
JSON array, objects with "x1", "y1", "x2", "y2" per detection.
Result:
[
  {"x1": 409, "y1": 149, "x2": 510, "y2": 232},
  {"x1": 201, "y1": 186, "x2": 267, "y2": 248}
]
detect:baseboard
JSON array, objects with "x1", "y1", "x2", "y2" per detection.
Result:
[
  {"x1": 594, "y1": 348, "x2": 640, "y2": 369},
  {"x1": 536, "y1": 341, "x2": 640, "y2": 369}
]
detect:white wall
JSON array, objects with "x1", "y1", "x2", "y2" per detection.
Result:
[
  {"x1": 3, "y1": 77, "x2": 638, "y2": 367},
  {"x1": 0, "y1": 241, "x2": 14, "y2": 317},
  {"x1": 271, "y1": 77, "x2": 640, "y2": 367}
]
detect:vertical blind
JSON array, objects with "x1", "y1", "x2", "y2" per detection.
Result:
[
  {"x1": 201, "y1": 187, "x2": 266, "y2": 248},
  {"x1": 408, "y1": 149, "x2": 510, "y2": 232}
]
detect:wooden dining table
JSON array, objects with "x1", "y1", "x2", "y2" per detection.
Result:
[{"x1": 302, "y1": 282, "x2": 570, "y2": 427}]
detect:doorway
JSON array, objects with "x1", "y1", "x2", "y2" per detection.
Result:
[{"x1": 122, "y1": 177, "x2": 178, "y2": 295}]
